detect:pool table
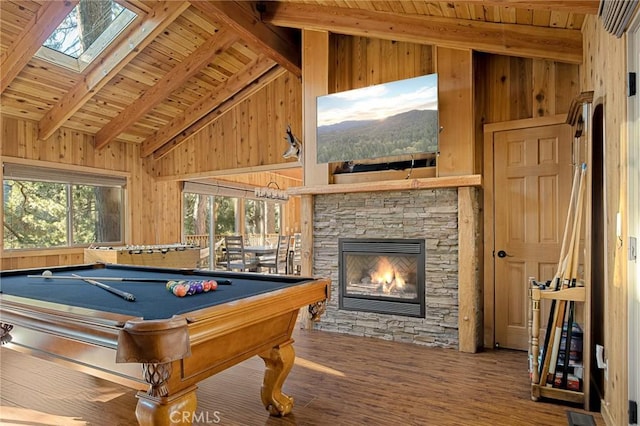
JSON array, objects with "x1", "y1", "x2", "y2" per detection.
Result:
[{"x1": 0, "y1": 263, "x2": 330, "y2": 425}]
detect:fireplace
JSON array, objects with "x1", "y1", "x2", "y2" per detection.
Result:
[{"x1": 339, "y1": 238, "x2": 425, "y2": 317}]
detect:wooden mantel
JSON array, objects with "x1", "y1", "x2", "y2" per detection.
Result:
[{"x1": 287, "y1": 174, "x2": 482, "y2": 196}]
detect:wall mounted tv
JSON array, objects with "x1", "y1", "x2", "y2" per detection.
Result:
[{"x1": 316, "y1": 73, "x2": 438, "y2": 164}]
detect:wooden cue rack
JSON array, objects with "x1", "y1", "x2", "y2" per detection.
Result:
[{"x1": 529, "y1": 280, "x2": 588, "y2": 406}]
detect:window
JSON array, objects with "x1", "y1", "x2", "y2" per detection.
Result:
[
  {"x1": 182, "y1": 181, "x2": 284, "y2": 269},
  {"x1": 36, "y1": 0, "x2": 137, "y2": 73},
  {"x1": 3, "y1": 163, "x2": 126, "y2": 250}
]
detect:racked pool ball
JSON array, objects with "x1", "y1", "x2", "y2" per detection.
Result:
[
  {"x1": 185, "y1": 282, "x2": 198, "y2": 296},
  {"x1": 172, "y1": 284, "x2": 187, "y2": 297}
]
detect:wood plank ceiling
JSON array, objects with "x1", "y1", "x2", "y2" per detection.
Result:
[{"x1": 0, "y1": 1, "x2": 598, "y2": 159}]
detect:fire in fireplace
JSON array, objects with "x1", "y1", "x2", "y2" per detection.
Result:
[{"x1": 339, "y1": 238, "x2": 425, "y2": 317}]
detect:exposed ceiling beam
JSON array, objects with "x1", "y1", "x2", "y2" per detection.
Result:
[
  {"x1": 262, "y1": 2, "x2": 583, "y2": 64},
  {"x1": 152, "y1": 65, "x2": 286, "y2": 159},
  {"x1": 0, "y1": 0, "x2": 79, "y2": 94},
  {"x1": 190, "y1": 0, "x2": 301, "y2": 78},
  {"x1": 141, "y1": 56, "x2": 279, "y2": 158},
  {"x1": 94, "y1": 29, "x2": 239, "y2": 149},
  {"x1": 37, "y1": 0, "x2": 189, "y2": 141},
  {"x1": 457, "y1": 0, "x2": 600, "y2": 14}
]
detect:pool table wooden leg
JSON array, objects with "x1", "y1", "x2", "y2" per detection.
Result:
[
  {"x1": 259, "y1": 340, "x2": 295, "y2": 416},
  {"x1": 135, "y1": 361, "x2": 197, "y2": 425},
  {"x1": 135, "y1": 385, "x2": 198, "y2": 426}
]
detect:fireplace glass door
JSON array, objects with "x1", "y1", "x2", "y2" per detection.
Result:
[{"x1": 339, "y1": 239, "x2": 425, "y2": 317}]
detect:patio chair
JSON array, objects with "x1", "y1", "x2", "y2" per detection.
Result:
[
  {"x1": 259, "y1": 234, "x2": 290, "y2": 274},
  {"x1": 224, "y1": 235, "x2": 257, "y2": 272}
]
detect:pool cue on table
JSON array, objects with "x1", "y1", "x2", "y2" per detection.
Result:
[
  {"x1": 28, "y1": 274, "x2": 166, "y2": 282},
  {"x1": 27, "y1": 273, "x2": 233, "y2": 285},
  {"x1": 71, "y1": 274, "x2": 136, "y2": 302}
]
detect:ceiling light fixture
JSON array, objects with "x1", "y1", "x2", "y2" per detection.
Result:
[{"x1": 254, "y1": 181, "x2": 289, "y2": 201}]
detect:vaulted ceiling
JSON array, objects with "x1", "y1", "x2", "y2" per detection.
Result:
[{"x1": 0, "y1": 1, "x2": 598, "y2": 160}]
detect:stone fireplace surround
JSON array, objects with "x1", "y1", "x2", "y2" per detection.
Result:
[{"x1": 311, "y1": 188, "x2": 460, "y2": 348}]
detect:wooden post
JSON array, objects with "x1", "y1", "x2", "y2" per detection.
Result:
[
  {"x1": 298, "y1": 30, "x2": 330, "y2": 329},
  {"x1": 458, "y1": 186, "x2": 482, "y2": 352},
  {"x1": 302, "y1": 29, "x2": 329, "y2": 187}
]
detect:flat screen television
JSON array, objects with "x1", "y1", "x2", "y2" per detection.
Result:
[{"x1": 316, "y1": 73, "x2": 438, "y2": 164}]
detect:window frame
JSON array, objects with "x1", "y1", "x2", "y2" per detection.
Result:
[
  {"x1": 182, "y1": 181, "x2": 285, "y2": 269},
  {"x1": 1, "y1": 158, "x2": 130, "y2": 254},
  {"x1": 35, "y1": 0, "x2": 138, "y2": 73}
]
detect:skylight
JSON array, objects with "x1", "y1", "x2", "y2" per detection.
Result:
[{"x1": 36, "y1": 0, "x2": 137, "y2": 73}]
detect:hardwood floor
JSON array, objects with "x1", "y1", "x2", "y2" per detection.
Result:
[{"x1": 1, "y1": 328, "x2": 602, "y2": 425}]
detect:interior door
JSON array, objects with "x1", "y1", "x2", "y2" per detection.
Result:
[{"x1": 494, "y1": 124, "x2": 573, "y2": 350}]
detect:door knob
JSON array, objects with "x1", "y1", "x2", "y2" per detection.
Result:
[{"x1": 497, "y1": 250, "x2": 509, "y2": 258}]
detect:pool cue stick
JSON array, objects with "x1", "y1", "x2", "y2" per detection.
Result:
[
  {"x1": 28, "y1": 274, "x2": 166, "y2": 282},
  {"x1": 28, "y1": 274, "x2": 233, "y2": 285},
  {"x1": 537, "y1": 165, "x2": 580, "y2": 380},
  {"x1": 557, "y1": 165, "x2": 587, "y2": 388},
  {"x1": 538, "y1": 274, "x2": 561, "y2": 379},
  {"x1": 71, "y1": 274, "x2": 136, "y2": 302},
  {"x1": 545, "y1": 163, "x2": 587, "y2": 386},
  {"x1": 560, "y1": 298, "x2": 576, "y2": 389}
]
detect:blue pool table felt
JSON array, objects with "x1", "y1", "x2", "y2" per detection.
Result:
[{"x1": 0, "y1": 266, "x2": 299, "y2": 320}]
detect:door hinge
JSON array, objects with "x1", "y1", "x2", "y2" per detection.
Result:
[
  {"x1": 631, "y1": 400, "x2": 638, "y2": 424},
  {"x1": 629, "y1": 72, "x2": 637, "y2": 97},
  {"x1": 631, "y1": 237, "x2": 637, "y2": 261}
]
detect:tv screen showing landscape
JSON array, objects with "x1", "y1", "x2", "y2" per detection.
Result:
[{"x1": 316, "y1": 73, "x2": 438, "y2": 164}]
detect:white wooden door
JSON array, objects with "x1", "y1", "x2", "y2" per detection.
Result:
[{"x1": 494, "y1": 124, "x2": 573, "y2": 350}]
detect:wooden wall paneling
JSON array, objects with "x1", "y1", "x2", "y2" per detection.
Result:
[
  {"x1": 248, "y1": 93, "x2": 261, "y2": 167},
  {"x1": 237, "y1": 105, "x2": 251, "y2": 168},
  {"x1": 286, "y1": 72, "x2": 302, "y2": 138},
  {"x1": 153, "y1": 72, "x2": 301, "y2": 177},
  {"x1": 580, "y1": 15, "x2": 629, "y2": 426},
  {"x1": 488, "y1": 55, "x2": 513, "y2": 122},
  {"x1": 365, "y1": 37, "x2": 380, "y2": 84},
  {"x1": 554, "y1": 62, "x2": 580, "y2": 115},
  {"x1": 130, "y1": 154, "x2": 151, "y2": 244},
  {"x1": 240, "y1": 108, "x2": 252, "y2": 170},
  {"x1": 331, "y1": 35, "x2": 434, "y2": 90},
  {"x1": 382, "y1": 38, "x2": 400, "y2": 82},
  {"x1": 186, "y1": 127, "x2": 197, "y2": 176},
  {"x1": 476, "y1": 54, "x2": 579, "y2": 127},
  {"x1": 510, "y1": 57, "x2": 533, "y2": 120},
  {"x1": 262, "y1": 81, "x2": 274, "y2": 164},
  {"x1": 532, "y1": 59, "x2": 556, "y2": 117},
  {"x1": 330, "y1": 35, "x2": 349, "y2": 92},
  {"x1": 71, "y1": 129, "x2": 88, "y2": 166},
  {"x1": 207, "y1": 117, "x2": 228, "y2": 171},
  {"x1": 436, "y1": 46, "x2": 474, "y2": 176},
  {"x1": 267, "y1": 78, "x2": 283, "y2": 165},
  {"x1": 472, "y1": 54, "x2": 488, "y2": 177}
]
